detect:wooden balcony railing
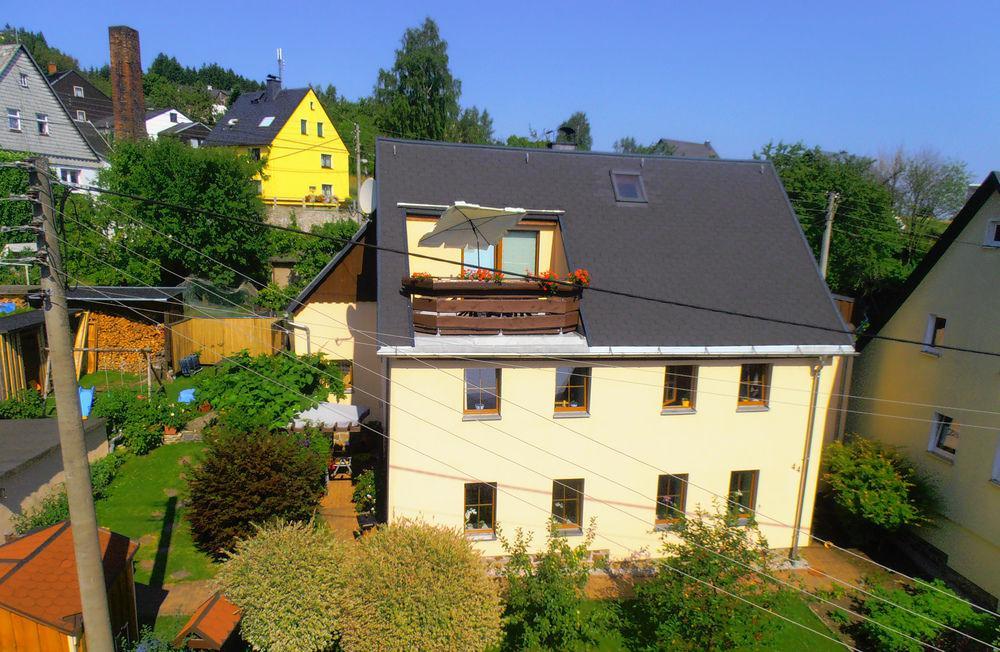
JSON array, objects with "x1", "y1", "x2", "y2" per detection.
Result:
[{"x1": 401, "y1": 277, "x2": 582, "y2": 335}]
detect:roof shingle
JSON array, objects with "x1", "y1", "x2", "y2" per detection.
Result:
[{"x1": 205, "y1": 86, "x2": 309, "y2": 146}]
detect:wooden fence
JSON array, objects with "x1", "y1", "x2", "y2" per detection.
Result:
[{"x1": 169, "y1": 317, "x2": 282, "y2": 369}]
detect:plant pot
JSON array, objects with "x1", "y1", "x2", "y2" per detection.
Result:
[
  {"x1": 198, "y1": 402, "x2": 211, "y2": 413},
  {"x1": 163, "y1": 426, "x2": 178, "y2": 436}
]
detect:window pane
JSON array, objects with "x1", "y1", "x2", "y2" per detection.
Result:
[
  {"x1": 738, "y1": 364, "x2": 770, "y2": 406},
  {"x1": 663, "y1": 366, "x2": 696, "y2": 408},
  {"x1": 656, "y1": 474, "x2": 687, "y2": 523},
  {"x1": 317, "y1": 122, "x2": 324, "y2": 137},
  {"x1": 464, "y1": 482, "x2": 496, "y2": 532},
  {"x1": 465, "y1": 368, "x2": 499, "y2": 413},
  {"x1": 728, "y1": 471, "x2": 758, "y2": 520},
  {"x1": 931, "y1": 413, "x2": 958, "y2": 455},
  {"x1": 463, "y1": 244, "x2": 495, "y2": 270},
  {"x1": 552, "y1": 479, "x2": 584, "y2": 528},
  {"x1": 612, "y1": 172, "x2": 646, "y2": 202},
  {"x1": 501, "y1": 231, "x2": 538, "y2": 276},
  {"x1": 300, "y1": 119, "x2": 307, "y2": 134},
  {"x1": 555, "y1": 367, "x2": 589, "y2": 411}
]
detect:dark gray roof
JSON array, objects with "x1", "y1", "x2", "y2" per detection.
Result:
[
  {"x1": 0, "y1": 309, "x2": 46, "y2": 334},
  {"x1": 145, "y1": 108, "x2": 174, "y2": 120},
  {"x1": 65, "y1": 286, "x2": 185, "y2": 302},
  {"x1": 0, "y1": 418, "x2": 106, "y2": 477},
  {"x1": 159, "y1": 121, "x2": 211, "y2": 138},
  {"x1": 205, "y1": 87, "x2": 310, "y2": 146},
  {"x1": 658, "y1": 139, "x2": 719, "y2": 158},
  {"x1": 287, "y1": 221, "x2": 375, "y2": 313},
  {"x1": 375, "y1": 138, "x2": 852, "y2": 348},
  {"x1": 74, "y1": 120, "x2": 110, "y2": 158}
]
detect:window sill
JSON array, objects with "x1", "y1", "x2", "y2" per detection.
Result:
[
  {"x1": 553, "y1": 411, "x2": 590, "y2": 419},
  {"x1": 661, "y1": 407, "x2": 696, "y2": 416},
  {"x1": 465, "y1": 532, "x2": 496, "y2": 542},
  {"x1": 920, "y1": 348, "x2": 942, "y2": 358},
  {"x1": 925, "y1": 449, "x2": 955, "y2": 465},
  {"x1": 462, "y1": 413, "x2": 501, "y2": 422},
  {"x1": 736, "y1": 405, "x2": 769, "y2": 413},
  {"x1": 554, "y1": 527, "x2": 583, "y2": 537}
]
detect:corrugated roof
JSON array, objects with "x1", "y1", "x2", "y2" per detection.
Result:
[
  {"x1": 205, "y1": 86, "x2": 309, "y2": 146},
  {"x1": 375, "y1": 138, "x2": 852, "y2": 349},
  {"x1": 173, "y1": 592, "x2": 241, "y2": 649},
  {"x1": 0, "y1": 522, "x2": 138, "y2": 635}
]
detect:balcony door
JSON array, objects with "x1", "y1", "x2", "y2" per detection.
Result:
[
  {"x1": 500, "y1": 231, "x2": 538, "y2": 277},
  {"x1": 463, "y1": 243, "x2": 496, "y2": 271}
]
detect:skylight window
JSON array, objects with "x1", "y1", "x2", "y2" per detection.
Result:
[
  {"x1": 611, "y1": 170, "x2": 647, "y2": 203},
  {"x1": 259, "y1": 116, "x2": 275, "y2": 127}
]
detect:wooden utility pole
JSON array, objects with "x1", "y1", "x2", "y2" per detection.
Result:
[
  {"x1": 353, "y1": 122, "x2": 362, "y2": 211},
  {"x1": 31, "y1": 157, "x2": 116, "y2": 652},
  {"x1": 818, "y1": 191, "x2": 839, "y2": 280}
]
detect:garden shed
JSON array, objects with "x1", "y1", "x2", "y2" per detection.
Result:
[
  {"x1": 0, "y1": 309, "x2": 51, "y2": 401},
  {"x1": 172, "y1": 592, "x2": 242, "y2": 650}
]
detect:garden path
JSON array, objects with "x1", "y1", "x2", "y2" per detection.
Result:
[{"x1": 319, "y1": 479, "x2": 359, "y2": 542}]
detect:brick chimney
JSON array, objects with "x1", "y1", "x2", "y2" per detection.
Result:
[
  {"x1": 108, "y1": 26, "x2": 147, "y2": 140},
  {"x1": 47, "y1": 62, "x2": 57, "y2": 75}
]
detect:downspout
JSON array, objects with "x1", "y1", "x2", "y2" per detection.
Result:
[
  {"x1": 285, "y1": 319, "x2": 311, "y2": 354},
  {"x1": 790, "y1": 357, "x2": 824, "y2": 561}
]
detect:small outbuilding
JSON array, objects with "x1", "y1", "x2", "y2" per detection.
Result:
[{"x1": 172, "y1": 592, "x2": 242, "y2": 650}]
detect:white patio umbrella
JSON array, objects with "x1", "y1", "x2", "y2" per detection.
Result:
[{"x1": 418, "y1": 202, "x2": 527, "y2": 266}]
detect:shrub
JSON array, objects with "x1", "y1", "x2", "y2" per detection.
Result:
[
  {"x1": 352, "y1": 469, "x2": 376, "y2": 515},
  {"x1": 92, "y1": 387, "x2": 141, "y2": 433},
  {"x1": 90, "y1": 449, "x2": 128, "y2": 500},
  {"x1": 338, "y1": 520, "x2": 502, "y2": 651},
  {"x1": 823, "y1": 437, "x2": 939, "y2": 531},
  {"x1": 198, "y1": 351, "x2": 343, "y2": 431},
  {"x1": 497, "y1": 520, "x2": 617, "y2": 650},
  {"x1": 122, "y1": 627, "x2": 173, "y2": 652},
  {"x1": 0, "y1": 388, "x2": 46, "y2": 419},
  {"x1": 856, "y1": 580, "x2": 995, "y2": 652},
  {"x1": 93, "y1": 389, "x2": 192, "y2": 454},
  {"x1": 219, "y1": 520, "x2": 348, "y2": 652},
  {"x1": 12, "y1": 489, "x2": 69, "y2": 535},
  {"x1": 186, "y1": 429, "x2": 327, "y2": 557},
  {"x1": 633, "y1": 505, "x2": 778, "y2": 650}
]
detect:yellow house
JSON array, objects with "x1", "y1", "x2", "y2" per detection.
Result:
[
  {"x1": 205, "y1": 77, "x2": 350, "y2": 205},
  {"x1": 291, "y1": 138, "x2": 856, "y2": 560},
  {"x1": 847, "y1": 172, "x2": 1000, "y2": 606}
]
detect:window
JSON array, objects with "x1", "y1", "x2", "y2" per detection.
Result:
[
  {"x1": 464, "y1": 482, "x2": 497, "y2": 536},
  {"x1": 462, "y1": 243, "x2": 496, "y2": 270},
  {"x1": 738, "y1": 364, "x2": 770, "y2": 408},
  {"x1": 728, "y1": 470, "x2": 758, "y2": 523},
  {"x1": 464, "y1": 368, "x2": 500, "y2": 416},
  {"x1": 551, "y1": 479, "x2": 584, "y2": 531},
  {"x1": 300, "y1": 119, "x2": 308, "y2": 135},
  {"x1": 655, "y1": 474, "x2": 688, "y2": 528},
  {"x1": 169, "y1": 112, "x2": 178, "y2": 123},
  {"x1": 335, "y1": 360, "x2": 353, "y2": 393},
  {"x1": 662, "y1": 365, "x2": 697, "y2": 411},
  {"x1": 928, "y1": 412, "x2": 959, "y2": 457},
  {"x1": 322, "y1": 184, "x2": 333, "y2": 200},
  {"x1": 317, "y1": 122, "x2": 324, "y2": 137},
  {"x1": 18, "y1": 73, "x2": 28, "y2": 88},
  {"x1": 985, "y1": 220, "x2": 1000, "y2": 247},
  {"x1": 76, "y1": 110, "x2": 86, "y2": 121},
  {"x1": 554, "y1": 367, "x2": 590, "y2": 413},
  {"x1": 500, "y1": 231, "x2": 538, "y2": 276},
  {"x1": 258, "y1": 116, "x2": 275, "y2": 127},
  {"x1": 73, "y1": 85, "x2": 84, "y2": 98},
  {"x1": 250, "y1": 147, "x2": 261, "y2": 161},
  {"x1": 35, "y1": 114, "x2": 49, "y2": 136},
  {"x1": 320, "y1": 153, "x2": 332, "y2": 168},
  {"x1": 922, "y1": 314, "x2": 947, "y2": 354},
  {"x1": 59, "y1": 168, "x2": 80, "y2": 184},
  {"x1": 7, "y1": 109, "x2": 21, "y2": 131},
  {"x1": 610, "y1": 170, "x2": 647, "y2": 203}
]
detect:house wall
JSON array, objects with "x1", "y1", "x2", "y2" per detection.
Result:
[
  {"x1": 386, "y1": 356, "x2": 842, "y2": 558},
  {"x1": 250, "y1": 89, "x2": 350, "y2": 204},
  {"x1": 0, "y1": 606, "x2": 71, "y2": 652},
  {"x1": 146, "y1": 109, "x2": 191, "y2": 139},
  {"x1": 847, "y1": 190, "x2": 1000, "y2": 600},
  {"x1": 50, "y1": 71, "x2": 113, "y2": 126}
]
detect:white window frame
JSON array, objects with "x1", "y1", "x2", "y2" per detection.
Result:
[
  {"x1": 59, "y1": 168, "x2": 81, "y2": 184},
  {"x1": 985, "y1": 219, "x2": 1000, "y2": 248},
  {"x1": 927, "y1": 412, "x2": 958, "y2": 460},
  {"x1": 35, "y1": 113, "x2": 50, "y2": 136},
  {"x1": 73, "y1": 85, "x2": 85, "y2": 98},
  {"x1": 322, "y1": 184, "x2": 333, "y2": 200},
  {"x1": 6, "y1": 108, "x2": 21, "y2": 131},
  {"x1": 18, "y1": 73, "x2": 28, "y2": 88},
  {"x1": 921, "y1": 314, "x2": 946, "y2": 356},
  {"x1": 320, "y1": 153, "x2": 332, "y2": 168},
  {"x1": 76, "y1": 110, "x2": 86, "y2": 121}
]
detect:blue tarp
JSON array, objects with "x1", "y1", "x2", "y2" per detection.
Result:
[
  {"x1": 177, "y1": 388, "x2": 196, "y2": 404},
  {"x1": 78, "y1": 386, "x2": 94, "y2": 418}
]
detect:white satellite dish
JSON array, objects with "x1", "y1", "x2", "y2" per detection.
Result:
[{"x1": 358, "y1": 177, "x2": 376, "y2": 215}]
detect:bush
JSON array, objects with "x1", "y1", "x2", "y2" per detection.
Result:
[
  {"x1": 92, "y1": 387, "x2": 141, "y2": 433},
  {"x1": 856, "y1": 580, "x2": 995, "y2": 652},
  {"x1": 633, "y1": 505, "x2": 778, "y2": 650},
  {"x1": 90, "y1": 449, "x2": 128, "y2": 500},
  {"x1": 198, "y1": 351, "x2": 343, "y2": 431},
  {"x1": 219, "y1": 520, "x2": 348, "y2": 652},
  {"x1": 93, "y1": 389, "x2": 193, "y2": 455},
  {"x1": 352, "y1": 469, "x2": 376, "y2": 515},
  {"x1": 497, "y1": 520, "x2": 617, "y2": 650},
  {"x1": 338, "y1": 520, "x2": 502, "y2": 651},
  {"x1": 122, "y1": 627, "x2": 173, "y2": 652},
  {"x1": 0, "y1": 388, "x2": 46, "y2": 419},
  {"x1": 186, "y1": 429, "x2": 327, "y2": 557},
  {"x1": 823, "y1": 437, "x2": 939, "y2": 532}
]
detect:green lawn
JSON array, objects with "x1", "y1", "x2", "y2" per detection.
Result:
[
  {"x1": 79, "y1": 370, "x2": 144, "y2": 392},
  {"x1": 95, "y1": 442, "x2": 216, "y2": 585},
  {"x1": 151, "y1": 614, "x2": 190, "y2": 643}
]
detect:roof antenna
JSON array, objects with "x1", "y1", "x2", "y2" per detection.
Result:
[{"x1": 276, "y1": 47, "x2": 284, "y2": 82}]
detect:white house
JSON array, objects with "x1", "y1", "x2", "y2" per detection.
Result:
[{"x1": 145, "y1": 108, "x2": 192, "y2": 139}]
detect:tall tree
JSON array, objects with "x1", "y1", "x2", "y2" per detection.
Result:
[
  {"x1": 447, "y1": 106, "x2": 495, "y2": 144},
  {"x1": 373, "y1": 17, "x2": 461, "y2": 141},
  {"x1": 613, "y1": 136, "x2": 675, "y2": 155},
  {"x1": 757, "y1": 142, "x2": 906, "y2": 300},
  {"x1": 556, "y1": 111, "x2": 592, "y2": 150},
  {"x1": 0, "y1": 25, "x2": 78, "y2": 70}
]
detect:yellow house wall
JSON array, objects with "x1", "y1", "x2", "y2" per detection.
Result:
[
  {"x1": 386, "y1": 357, "x2": 842, "y2": 558},
  {"x1": 847, "y1": 190, "x2": 1000, "y2": 599},
  {"x1": 405, "y1": 217, "x2": 568, "y2": 277},
  {"x1": 251, "y1": 89, "x2": 350, "y2": 203}
]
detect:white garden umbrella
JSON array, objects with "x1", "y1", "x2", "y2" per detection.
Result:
[{"x1": 418, "y1": 202, "x2": 527, "y2": 260}]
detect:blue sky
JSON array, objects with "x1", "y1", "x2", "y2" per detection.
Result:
[{"x1": 10, "y1": 1, "x2": 997, "y2": 178}]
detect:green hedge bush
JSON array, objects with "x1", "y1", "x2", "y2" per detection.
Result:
[{"x1": 0, "y1": 389, "x2": 47, "y2": 419}]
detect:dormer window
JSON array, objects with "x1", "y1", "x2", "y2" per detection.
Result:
[
  {"x1": 73, "y1": 85, "x2": 84, "y2": 97},
  {"x1": 76, "y1": 110, "x2": 86, "y2": 121},
  {"x1": 611, "y1": 170, "x2": 647, "y2": 203},
  {"x1": 259, "y1": 116, "x2": 275, "y2": 127},
  {"x1": 985, "y1": 219, "x2": 1000, "y2": 247},
  {"x1": 18, "y1": 73, "x2": 28, "y2": 88}
]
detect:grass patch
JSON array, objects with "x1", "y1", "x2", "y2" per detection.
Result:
[
  {"x1": 152, "y1": 614, "x2": 189, "y2": 643},
  {"x1": 79, "y1": 370, "x2": 143, "y2": 392},
  {"x1": 95, "y1": 441, "x2": 216, "y2": 585}
]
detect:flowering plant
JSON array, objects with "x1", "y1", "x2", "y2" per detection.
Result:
[
  {"x1": 458, "y1": 268, "x2": 504, "y2": 283},
  {"x1": 567, "y1": 268, "x2": 591, "y2": 287},
  {"x1": 409, "y1": 271, "x2": 433, "y2": 280},
  {"x1": 536, "y1": 270, "x2": 559, "y2": 295}
]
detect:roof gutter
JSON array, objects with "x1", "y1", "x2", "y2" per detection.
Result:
[
  {"x1": 377, "y1": 344, "x2": 856, "y2": 358},
  {"x1": 396, "y1": 202, "x2": 565, "y2": 215}
]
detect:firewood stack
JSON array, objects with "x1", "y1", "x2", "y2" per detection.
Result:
[{"x1": 85, "y1": 312, "x2": 166, "y2": 374}]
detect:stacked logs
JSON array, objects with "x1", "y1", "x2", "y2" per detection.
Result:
[{"x1": 85, "y1": 311, "x2": 166, "y2": 374}]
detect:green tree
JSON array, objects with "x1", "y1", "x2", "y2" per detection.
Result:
[
  {"x1": 0, "y1": 25, "x2": 78, "y2": 71},
  {"x1": 613, "y1": 136, "x2": 676, "y2": 155},
  {"x1": 219, "y1": 520, "x2": 348, "y2": 652},
  {"x1": 447, "y1": 106, "x2": 496, "y2": 144},
  {"x1": 557, "y1": 111, "x2": 593, "y2": 151},
  {"x1": 373, "y1": 17, "x2": 461, "y2": 141},
  {"x1": 505, "y1": 130, "x2": 548, "y2": 148},
  {"x1": 633, "y1": 506, "x2": 779, "y2": 650},
  {"x1": 93, "y1": 137, "x2": 269, "y2": 287},
  {"x1": 757, "y1": 141, "x2": 906, "y2": 299},
  {"x1": 143, "y1": 71, "x2": 215, "y2": 124},
  {"x1": 187, "y1": 429, "x2": 328, "y2": 557},
  {"x1": 315, "y1": 85, "x2": 378, "y2": 180}
]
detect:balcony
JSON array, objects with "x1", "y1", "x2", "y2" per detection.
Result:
[{"x1": 401, "y1": 277, "x2": 582, "y2": 335}]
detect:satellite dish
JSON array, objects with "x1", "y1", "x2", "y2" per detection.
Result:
[{"x1": 359, "y1": 177, "x2": 376, "y2": 215}]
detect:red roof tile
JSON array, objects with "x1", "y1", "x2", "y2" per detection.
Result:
[{"x1": 173, "y1": 592, "x2": 241, "y2": 650}]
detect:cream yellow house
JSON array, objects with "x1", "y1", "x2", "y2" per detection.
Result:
[
  {"x1": 292, "y1": 138, "x2": 855, "y2": 559},
  {"x1": 848, "y1": 172, "x2": 1000, "y2": 605},
  {"x1": 205, "y1": 77, "x2": 350, "y2": 204}
]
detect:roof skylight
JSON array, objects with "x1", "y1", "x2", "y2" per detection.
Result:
[
  {"x1": 610, "y1": 170, "x2": 647, "y2": 203},
  {"x1": 259, "y1": 116, "x2": 275, "y2": 127}
]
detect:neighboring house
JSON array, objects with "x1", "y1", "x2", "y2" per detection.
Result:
[
  {"x1": 658, "y1": 138, "x2": 719, "y2": 158},
  {"x1": 205, "y1": 76, "x2": 350, "y2": 205},
  {"x1": 0, "y1": 44, "x2": 105, "y2": 186},
  {"x1": 146, "y1": 107, "x2": 191, "y2": 138},
  {"x1": 0, "y1": 418, "x2": 109, "y2": 538},
  {"x1": 847, "y1": 172, "x2": 1000, "y2": 605},
  {"x1": 158, "y1": 120, "x2": 212, "y2": 148},
  {"x1": 207, "y1": 86, "x2": 231, "y2": 118},
  {"x1": 0, "y1": 521, "x2": 138, "y2": 650},
  {"x1": 292, "y1": 138, "x2": 854, "y2": 559},
  {"x1": 45, "y1": 66, "x2": 113, "y2": 130}
]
